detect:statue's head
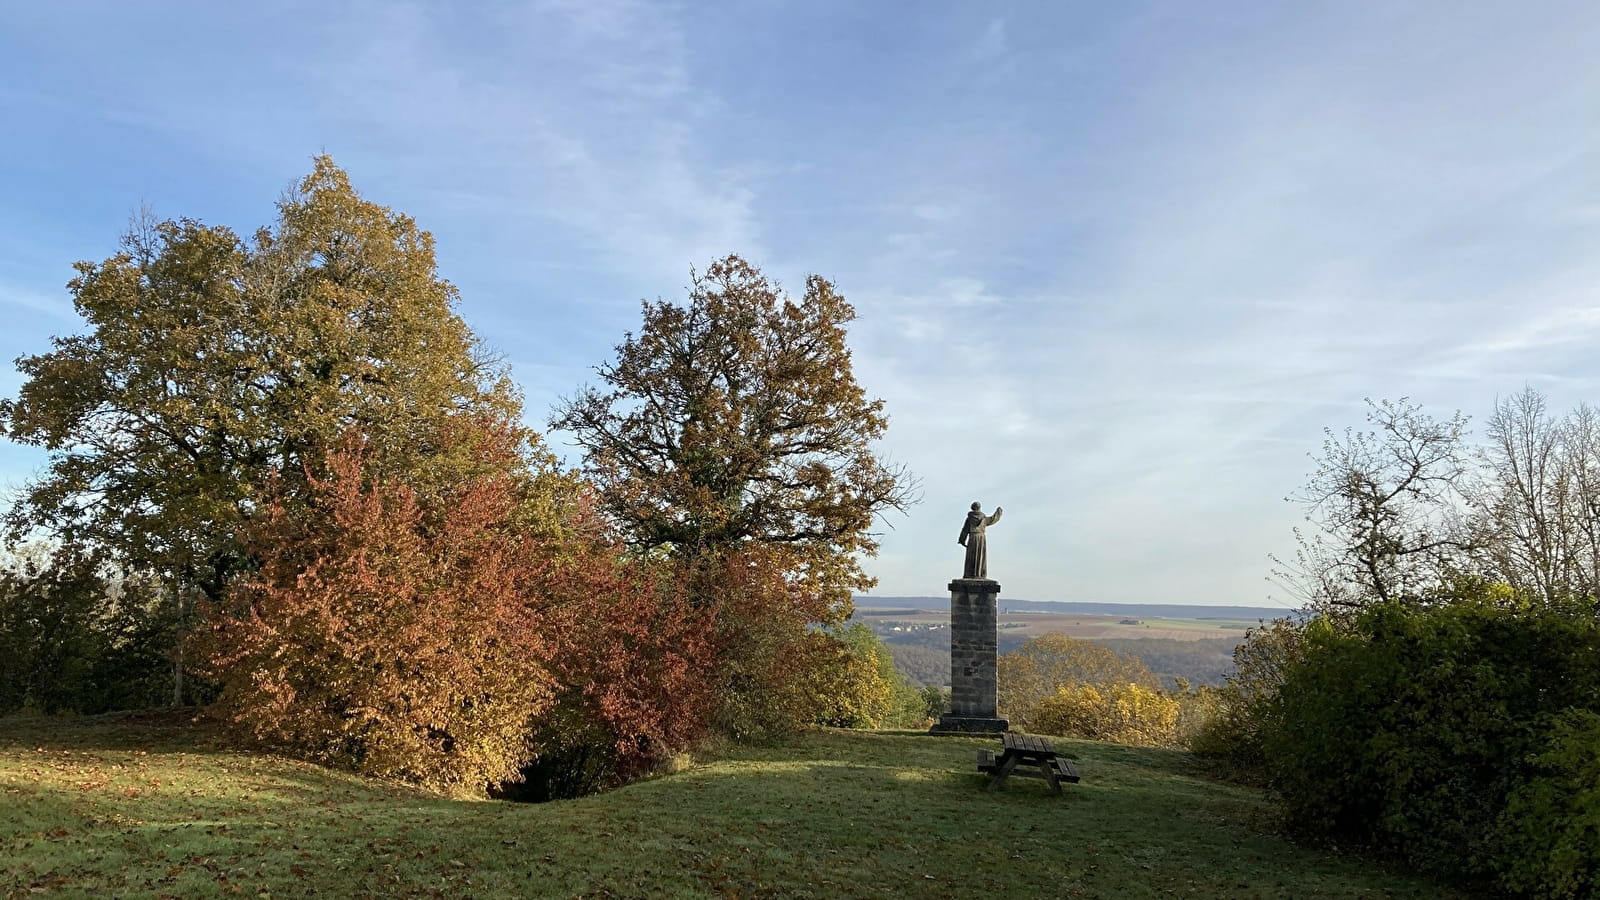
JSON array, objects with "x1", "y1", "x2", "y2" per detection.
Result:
[{"x1": 970, "y1": 501, "x2": 982, "y2": 511}]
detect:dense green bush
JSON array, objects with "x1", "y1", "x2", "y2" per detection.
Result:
[
  {"x1": 1186, "y1": 617, "x2": 1304, "y2": 769},
  {"x1": 808, "y1": 624, "x2": 895, "y2": 729},
  {"x1": 495, "y1": 697, "x2": 624, "y2": 803},
  {"x1": 1496, "y1": 710, "x2": 1600, "y2": 899},
  {"x1": 0, "y1": 548, "x2": 179, "y2": 716},
  {"x1": 1261, "y1": 584, "x2": 1600, "y2": 894},
  {"x1": 912, "y1": 684, "x2": 949, "y2": 725},
  {"x1": 805, "y1": 623, "x2": 931, "y2": 729},
  {"x1": 880, "y1": 647, "x2": 940, "y2": 728}
]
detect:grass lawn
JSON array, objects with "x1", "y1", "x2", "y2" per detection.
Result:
[{"x1": 1, "y1": 713, "x2": 1453, "y2": 898}]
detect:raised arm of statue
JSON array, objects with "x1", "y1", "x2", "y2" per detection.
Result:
[{"x1": 986, "y1": 507, "x2": 1003, "y2": 527}]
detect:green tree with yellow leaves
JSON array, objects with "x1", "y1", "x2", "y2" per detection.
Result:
[
  {"x1": 551, "y1": 255, "x2": 916, "y2": 611},
  {"x1": 0, "y1": 157, "x2": 544, "y2": 702}
]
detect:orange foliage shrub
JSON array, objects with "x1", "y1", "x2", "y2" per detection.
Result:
[
  {"x1": 194, "y1": 420, "x2": 556, "y2": 793},
  {"x1": 539, "y1": 543, "x2": 720, "y2": 777}
]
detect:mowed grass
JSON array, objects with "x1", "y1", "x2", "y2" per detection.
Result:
[{"x1": 1, "y1": 713, "x2": 1454, "y2": 899}]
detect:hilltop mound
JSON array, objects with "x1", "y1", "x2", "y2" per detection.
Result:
[{"x1": 0, "y1": 716, "x2": 1451, "y2": 897}]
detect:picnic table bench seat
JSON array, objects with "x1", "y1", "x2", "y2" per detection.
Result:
[{"x1": 977, "y1": 749, "x2": 997, "y2": 772}]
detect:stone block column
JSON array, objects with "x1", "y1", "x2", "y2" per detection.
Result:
[{"x1": 930, "y1": 578, "x2": 1009, "y2": 734}]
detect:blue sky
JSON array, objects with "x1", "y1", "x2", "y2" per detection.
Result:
[{"x1": 3, "y1": 1, "x2": 1599, "y2": 606}]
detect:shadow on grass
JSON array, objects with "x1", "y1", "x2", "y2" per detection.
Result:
[{"x1": 0, "y1": 709, "x2": 229, "y2": 753}]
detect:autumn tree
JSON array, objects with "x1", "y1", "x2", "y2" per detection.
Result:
[
  {"x1": 0, "y1": 158, "x2": 522, "y2": 699},
  {"x1": 532, "y1": 539, "x2": 721, "y2": 789},
  {"x1": 551, "y1": 254, "x2": 917, "y2": 614},
  {"x1": 997, "y1": 633, "x2": 1158, "y2": 729},
  {"x1": 551, "y1": 256, "x2": 916, "y2": 737},
  {"x1": 1032, "y1": 682, "x2": 1182, "y2": 747},
  {"x1": 697, "y1": 543, "x2": 865, "y2": 739}
]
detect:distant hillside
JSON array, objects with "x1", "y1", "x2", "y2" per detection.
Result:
[
  {"x1": 855, "y1": 595, "x2": 1295, "y2": 622},
  {"x1": 856, "y1": 595, "x2": 1281, "y2": 689}
]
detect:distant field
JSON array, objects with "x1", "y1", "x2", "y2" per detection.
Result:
[
  {"x1": 857, "y1": 608, "x2": 1256, "y2": 643},
  {"x1": 858, "y1": 605, "x2": 1250, "y2": 687}
]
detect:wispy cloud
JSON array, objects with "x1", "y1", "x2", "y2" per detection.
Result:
[
  {"x1": 0, "y1": 280, "x2": 75, "y2": 323},
  {"x1": 302, "y1": 1, "x2": 763, "y2": 289}
]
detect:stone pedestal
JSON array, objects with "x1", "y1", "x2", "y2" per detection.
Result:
[{"x1": 929, "y1": 578, "x2": 1009, "y2": 734}]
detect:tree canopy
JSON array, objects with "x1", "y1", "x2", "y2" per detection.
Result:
[
  {"x1": 1278, "y1": 398, "x2": 1471, "y2": 609},
  {"x1": 1281, "y1": 388, "x2": 1600, "y2": 611},
  {"x1": 0, "y1": 157, "x2": 526, "y2": 602},
  {"x1": 551, "y1": 254, "x2": 916, "y2": 607},
  {"x1": 195, "y1": 418, "x2": 555, "y2": 792}
]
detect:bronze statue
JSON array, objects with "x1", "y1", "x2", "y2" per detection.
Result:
[{"x1": 958, "y1": 502, "x2": 1003, "y2": 579}]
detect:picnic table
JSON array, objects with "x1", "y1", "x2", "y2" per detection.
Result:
[{"x1": 976, "y1": 733, "x2": 1079, "y2": 794}]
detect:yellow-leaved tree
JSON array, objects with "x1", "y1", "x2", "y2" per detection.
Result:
[{"x1": 997, "y1": 633, "x2": 1159, "y2": 729}]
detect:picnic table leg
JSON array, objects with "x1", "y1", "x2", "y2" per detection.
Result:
[
  {"x1": 1040, "y1": 760, "x2": 1062, "y2": 795},
  {"x1": 986, "y1": 755, "x2": 1019, "y2": 791}
]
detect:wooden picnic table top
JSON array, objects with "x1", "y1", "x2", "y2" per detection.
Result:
[{"x1": 1001, "y1": 732, "x2": 1057, "y2": 757}]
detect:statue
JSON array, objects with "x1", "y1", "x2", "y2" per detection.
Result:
[{"x1": 957, "y1": 502, "x2": 1003, "y2": 579}]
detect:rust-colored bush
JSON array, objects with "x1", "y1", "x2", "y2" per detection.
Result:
[
  {"x1": 540, "y1": 543, "x2": 719, "y2": 778},
  {"x1": 195, "y1": 419, "x2": 555, "y2": 794}
]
